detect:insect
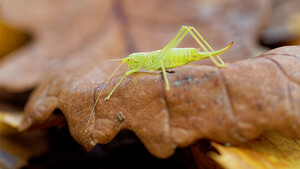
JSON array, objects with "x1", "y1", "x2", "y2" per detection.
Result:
[{"x1": 85, "y1": 25, "x2": 233, "y2": 131}]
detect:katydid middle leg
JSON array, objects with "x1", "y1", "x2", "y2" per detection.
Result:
[
  {"x1": 151, "y1": 26, "x2": 192, "y2": 90},
  {"x1": 160, "y1": 60, "x2": 170, "y2": 90}
]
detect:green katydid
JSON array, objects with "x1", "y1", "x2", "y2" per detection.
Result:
[{"x1": 85, "y1": 25, "x2": 233, "y2": 132}]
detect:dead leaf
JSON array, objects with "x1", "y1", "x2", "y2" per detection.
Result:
[
  {"x1": 0, "y1": 0, "x2": 270, "y2": 94},
  {"x1": 19, "y1": 45, "x2": 300, "y2": 158},
  {"x1": 210, "y1": 132, "x2": 300, "y2": 169}
]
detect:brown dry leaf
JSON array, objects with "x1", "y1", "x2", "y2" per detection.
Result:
[
  {"x1": 0, "y1": 0, "x2": 270, "y2": 94},
  {"x1": 20, "y1": 45, "x2": 300, "y2": 158},
  {"x1": 210, "y1": 132, "x2": 300, "y2": 169}
]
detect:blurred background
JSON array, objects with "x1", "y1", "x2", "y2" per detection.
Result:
[{"x1": 0, "y1": 0, "x2": 299, "y2": 168}]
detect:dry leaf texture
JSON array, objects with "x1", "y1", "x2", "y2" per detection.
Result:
[
  {"x1": 20, "y1": 46, "x2": 300, "y2": 158},
  {"x1": 0, "y1": 0, "x2": 270, "y2": 93}
]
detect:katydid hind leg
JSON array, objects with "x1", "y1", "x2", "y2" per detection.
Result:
[
  {"x1": 189, "y1": 26, "x2": 225, "y2": 65},
  {"x1": 187, "y1": 26, "x2": 225, "y2": 67},
  {"x1": 185, "y1": 26, "x2": 226, "y2": 67}
]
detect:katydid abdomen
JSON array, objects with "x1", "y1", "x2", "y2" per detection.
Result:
[{"x1": 143, "y1": 42, "x2": 233, "y2": 70}]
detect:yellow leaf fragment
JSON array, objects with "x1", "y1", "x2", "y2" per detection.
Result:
[
  {"x1": 287, "y1": 12, "x2": 300, "y2": 36},
  {"x1": 210, "y1": 132, "x2": 300, "y2": 169},
  {"x1": 0, "y1": 111, "x2": 22, "y2": 128},
  {"x1": 0, "y1": 18, "x2": 28, "y2": 59}
]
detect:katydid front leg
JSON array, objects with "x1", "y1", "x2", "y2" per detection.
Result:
[{"x1": 105, "y1": 68, "x2": 141, "y2": 100}]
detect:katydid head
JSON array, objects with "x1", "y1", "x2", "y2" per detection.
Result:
[
  {"x1": 121, "y1": 57, "x2": 130, "y2": 62},
  {"x1": 125, "y1": 52, "x2": 147, "y2": 69}
]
